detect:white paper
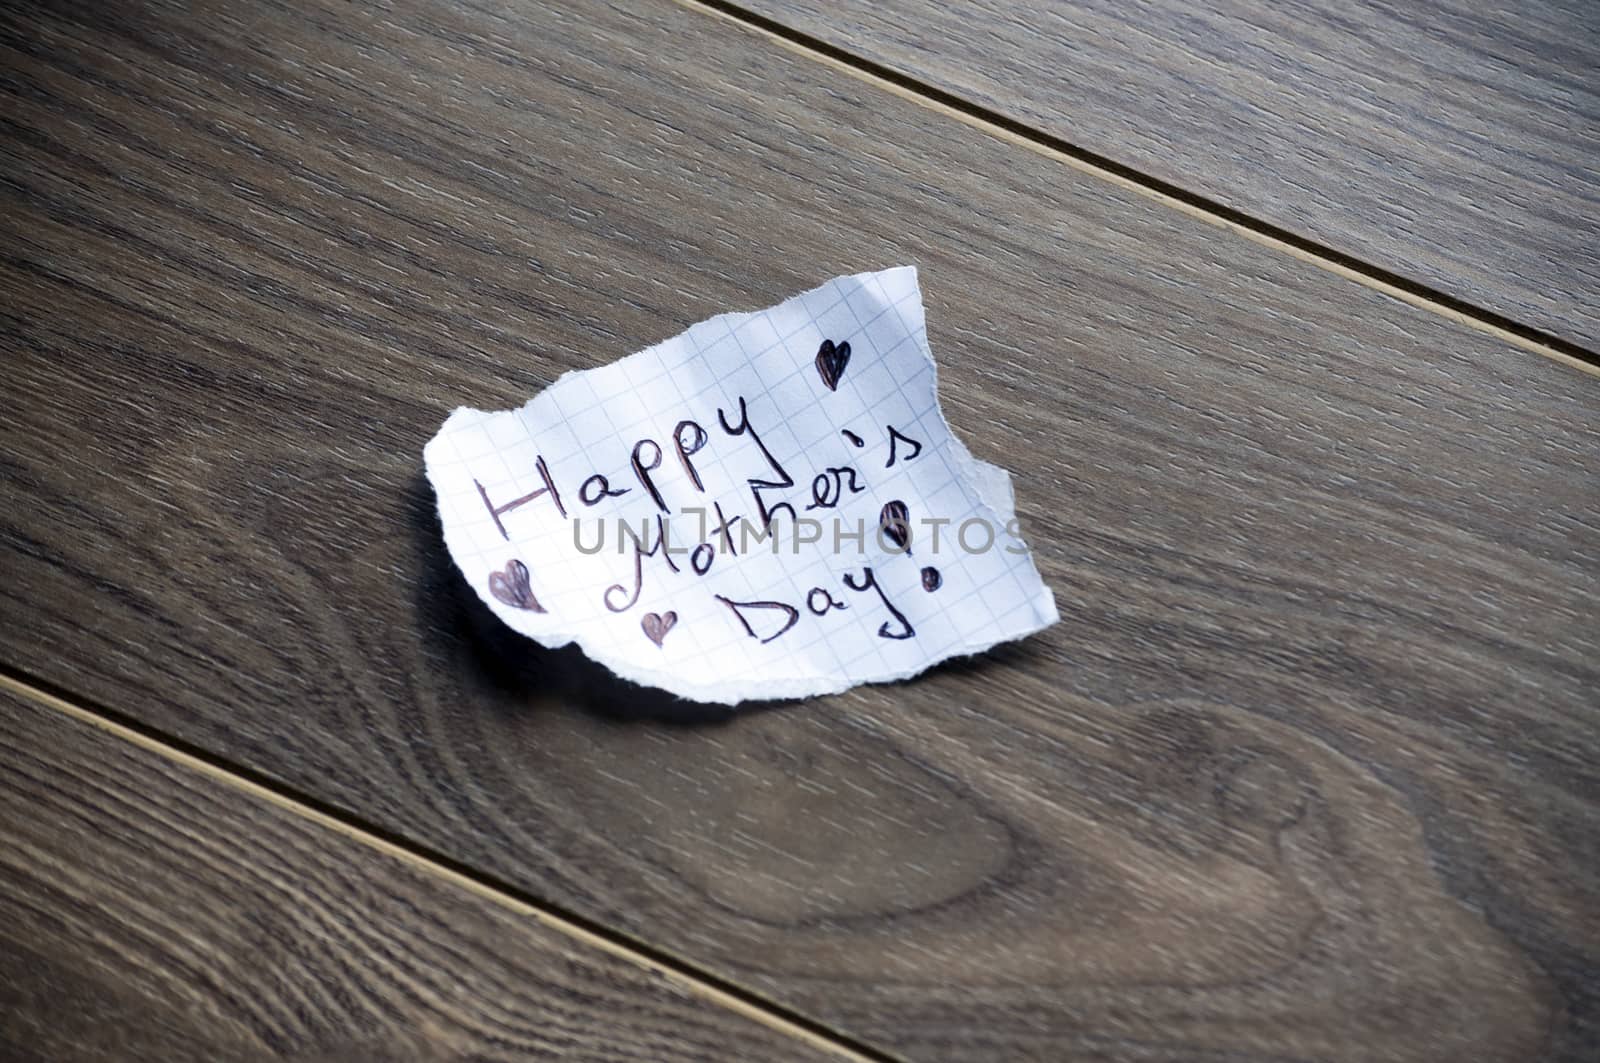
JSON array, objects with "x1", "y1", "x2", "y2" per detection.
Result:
[{"x1": 425, "y1": 267, "x2": 1058, "y2": 704}]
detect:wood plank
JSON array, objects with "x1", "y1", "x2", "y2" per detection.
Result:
[
  {"x1": 1, "y1": 0, "x2": 1597, "y2": 1058},
  {"x1": 728, "y1": 0, "x2": 1600, "y2": 352},
  {"x1": 0, "y1": 680, "x2": 854, "y2": 1063},
  {"x1": 0, "y1": 681, "x2": 864, "y2": 1063}
]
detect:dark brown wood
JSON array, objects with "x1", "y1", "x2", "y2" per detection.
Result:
[
  {"x1": 732, "y1": 0, "x2": 1600, "y2": 352},
  {"x1": 0, "y1": 683, "x2": 851, "y2": 1063},
  {"x1": 1, "y1": 0, "x2": 1596, "y2": 1059}
]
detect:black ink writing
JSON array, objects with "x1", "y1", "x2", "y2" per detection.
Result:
[
  {"x1": 885, "y1": 425, "x2": 922, "y2": 468},
  {"x1": 631, "y1": 438, "x2": 668, "y2": 512},
  {"x1": 806, "y1": 587, "x2": 848, "y2": 615},
  {"x1": 674, "y1": 419, "x2": 708, "y2": 492},
  {"x1": 604, "y1": 515, "x2": 681, "y2": 613},
  {"x1": 806, "y1": 466, "x2": 866, "y2": 510},
  {"x1": 476, "y1": 455, "x2": 566, "y2": 540},
  {"x1": 842, "y1": 566, "x2": 915, "y2": 640},
  {"x1": 579, "y1": 472, "x2": 629, "y2": 506},
  {"x1": 716, "y1": 595, "x2": 800, "y2": 644},
  {"x1": 718, "y1": 396, "x2": 796, "y2": 533}
]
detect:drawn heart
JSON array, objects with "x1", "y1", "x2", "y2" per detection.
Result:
[
  {"x1": 879, "y1": 499, "x2": 912, "y2": 553},
  {"x1": 488, "y1": 559, "x2": 545, "y2": 612},
  {"x1": 815, "y1": 338, "x2": 851, "y2": 391},
  {"x1": 641, "y1": 610, "x2": 678, "y2": 647}
]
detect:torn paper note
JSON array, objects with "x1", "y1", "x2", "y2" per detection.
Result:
[{"x1": 424, "y1": 267, "x2": 1058, "y2": 704}]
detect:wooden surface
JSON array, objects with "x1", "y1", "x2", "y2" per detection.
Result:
[
  {"x1": 1, "y1": 0, "x2": 1596, "y2": 1059},
  {"x1": 0, "y1": 682, "x2": 848, "y2": 1063},
  {"x1": 736, "y1": 0, "x2": 1600, "y2": 353}
]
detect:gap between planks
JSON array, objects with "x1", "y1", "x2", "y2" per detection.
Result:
[
  {"x1": 0, "y1": 667, "x2": 899, "y2": 1063},
  {"x1": 676, "y1": 0, "x2": 1600, "y2": 379}
]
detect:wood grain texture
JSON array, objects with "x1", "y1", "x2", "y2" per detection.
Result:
[
  {"x1": 731, "y1": 0, "x2": 1600, "y2": 352},
  {"x1": 1, "y1": 0, "x2": 1597, "y2": 1059},
  {"x1": 0, "y1": 683, "x2": 851, "y2": 1063}
]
